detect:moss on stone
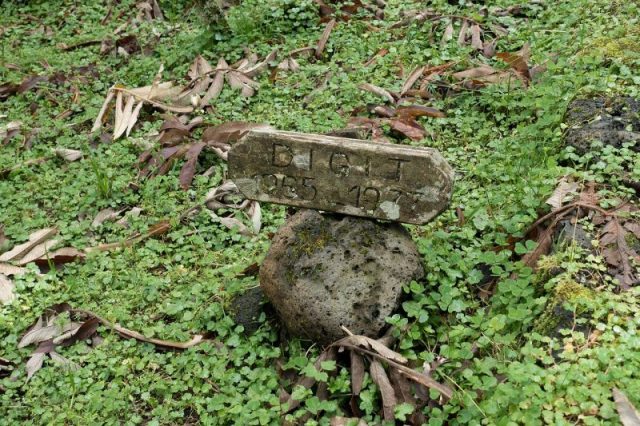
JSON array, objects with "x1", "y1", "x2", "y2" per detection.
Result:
[{"x1": 535, "y1": 278, "x2": 595, "y2": 336}]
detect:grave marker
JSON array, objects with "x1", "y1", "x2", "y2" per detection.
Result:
[{"x1": 228, "y1": 130, "x2": 454, "y2": 225}]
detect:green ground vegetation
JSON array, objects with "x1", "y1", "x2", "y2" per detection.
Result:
[{"x1": 1, "y1": 0, "x2": 639, "y2": 424}]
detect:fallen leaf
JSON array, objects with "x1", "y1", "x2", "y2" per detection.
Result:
[
  {"x1": 396, "y1": 105, "x2": 446, "y2": 119},
  {"x1": 496, "y1": 51, "x2": 531, "y2": 83},
  {"x1": 359, "y1": 83, "x2": 395, "y2": 104},
  {"x1": 483, "y1": 39, "x2": 498, "y2": 58},
  {"x1": 315, "y1": 19, "x2": 336, "y2": 59},
  {"x1": 441, "y1": 23, "x2": 454, "y2": 45},
  {"x1": 16, "y1": 239, "x2": 60, "y2": 266},
  {"x1": 388, "y1": 119, "x2": 426, "y2": 140},
  {"x1": 613, "y1": 388, "x2": 640, "y2": 426},
  {"x1": 339, "y1": 334, "x2": 408, "y2": 364},
  {"x1": 401, "y1": 65, "x2": 425, "y2": 95},
  {"x1": 330, "y1": 417, "x2": 368, "y2": 426},
  {"x1": 0, "y1": 274, "x2": 15, "y2": 304},
  {"x1": 0, "y1": 228, "x2": 58, "y2": 262},
  {"x1": 370, "y1": 360, "x2": 397, "y2": 421},
  {"x1": 370, "y1": 105, "x2": 396, "y2": 118},
  {"x1": 26, "y1": 352, "x2": 45, "y2": 380},
  {"x1": 34, "y1": 247, "x2": 86, "y2": 266},
  {"x1": 60, "y1": 317, "x2": 100, "y2": 346},
  {"x1": 545, "y1": 177, "x2": 579, "y2": 210},
  {"x1": 179, "y1": 142, "x2": 206, "y2": 189},
  {"x1": 86, "y1": 220, "x2": 171, "y2": 252},
  {"x1": 92, "y1": 208, "x2": 123, "y2": 227},
  {"x1": 0, "y1": 264, "x2": 27, "y2": 276},
  {"x1": 247, "y1": 201, "x2": 262, "y2": 234},
  {"x1": 350, "y1": 351, "x2": 365, "y2": 395},
  {"x1": 452, "y1": 65, "x2": 497, "y2": 80},
  {"x1": 19, "y1": 324, "x2": 61, "y2": 348},
  {"x1": 470, "y1": 24, "x2": 483, "y2": 50},
  {"x1": 53, "y1": 148, "x2": 83, "y2": 162},
  {"x1": 457, "y1": 19, "x2": 469, "y2": 45},
  {"x1": 521, "y1": 225, "x2": 554, "y2": 269}
]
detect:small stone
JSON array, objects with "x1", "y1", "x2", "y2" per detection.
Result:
[
  {"x1": 553, "y1": 220, "x2": 593, "y2": 252},
  {"x1": 565, "y1": 97, "x2": 640, "y2": 154},
  {"x1": 229, "y1": 286, "x2": 265, "y2": 335},
  {"x1": 259, "y1": 210, "x2": 424, "y2": 345}
]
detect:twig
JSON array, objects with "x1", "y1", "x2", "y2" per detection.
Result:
[
  {"x1": 70, "y1": 309, "x2": 212, "y2": 350},
  {"x1": 332, "y1": 342, "x2": 453, "y2": 399}
]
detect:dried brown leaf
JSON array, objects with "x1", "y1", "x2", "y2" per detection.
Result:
[
  {"x1": 203, "y1": 122, "x2": 272, "y2": 145},
  {"x1": 26, "y1": 352, "x2": 45, "y2": 380},
  {"x1": 114, "y1": 94, "x2": 136, "y2": 140},
  {"x1": 244, "y1": 50, "x2": 278, "y2": 77},
  {"x1": 359, "y1": 83, "x2": 395, "y2": 103},
  {"x1": 441, "y1": 23, "x2": 454, "y2": 45},
  {"x1": 470, "y1": 24, "x2": 483, "y2": 50},
  {"x1": 521, "y1": 226, "x2": 554, "y2": 269},
  {"x1": 49, "y1": 351, "x2": 80, "y2": 371},
  {"x1": 71, "y1": 308, "x2": 206, "y2": 350},
  {"x1": 0, "y1": 228, "x2": 57, "y2": 262},
  {"x1": 316, "y1": 19, "x2": 336, "y2": 59},
  {"x1": 388, "y1": 119, "x2": 426, "y2": 141},
  {"x1": 200, "y1": 70, "x2": 225, "y2": 106},
  {"x1": 340, "y1": 334, "x2": 408, "y2": 364},
  {"x1": 86, "y1": 220, "x2": 171, "y2": 252},
  {"x1": 613, "y1": 388, "x2": 640, "y2": 426},
  {"x1": 396, "y1": 105, "x2": 446, "y2": 119},
  {"x1": 452, "y1": 65, "x2": 497, "y2": 80},
  {"x1": 92, "y1": 208, "x2": 122, "y2": 227},
  {"x1": 54, "y1": 148, "x2": 83, "y2": 162},
  {"x1": 370, "y1": 105, "x2": 396, "y2": 118},
  {"x1": 0, "y1": 274, "x2": 15, "y2": 304},
  {"x1": 16, "y1": 239, "x2": 60, "y2": 266},
  {"x1": 483, "y1": 39, "x2": 498, "y2": 58},
  {"x1": 19, "y1": 325, "x2": 61, "y2": 348},
  {"x1": 350, "y1": 351, "x2": 365, "y2": 395},
  {"x1": 401, "y1": 65, "x2": 425, "y2": 95},
  {"x1": 60, "y1": 317, "x2": 100, "y2": 346},
  {"x1": 496, "y1": 52, "x2": 531, "y2": 83},
  {"x1": 457, "y1": 19, "x2": 469, "y2": 45},
  {"x1": 370, "y1": 360, "x2": 397, "y2": 421},
  {"x1": 247, "y1": 201, "x2": 262, "y2": 234},
  {"x1": 34, "y1": 247, "x2": 85, "y2": 266},
  {"x1": 91, "y1": 89, "x2": 115, "y2": 132},
  {"x1": 0, "y1": 264, "x2": 27, "y2": 276},
  {"x1": 545, "y1": 178, "x2": 579, "y2": 211},
  {"x1": 179, "y1": 142, "x2": 206, "y2": 190}
]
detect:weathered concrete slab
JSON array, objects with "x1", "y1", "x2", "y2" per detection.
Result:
[{"x1": 228, "y1": 130, "x2": 454, "y2": 224}]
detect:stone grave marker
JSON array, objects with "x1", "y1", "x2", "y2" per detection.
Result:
[
  {"x1": 228, "y1": 130, "x2": 454, "y2": 225},
  {"x1": 227, "y1": 129, "x2": 455, "y2": 343}
]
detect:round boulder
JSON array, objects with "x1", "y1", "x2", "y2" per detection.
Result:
[{"x1": 260, "y1": 210, "x2": 424, "y2": 345}]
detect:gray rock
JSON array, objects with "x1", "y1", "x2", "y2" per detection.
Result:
[
  {"x1": 230, "y1": 286, "x2": 264, "y2": 334},
  {"x1": 260, "y1": 210, "x2": 424, "y2": 344},
  {"x1": 553, "y1": 220, "x2": 593, "y2": 252},
  {"x1": 565, "y1": 97, "x2": 640, "y2": 154}
]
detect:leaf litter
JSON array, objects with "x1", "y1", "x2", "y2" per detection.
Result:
[
  {"x1": 16, "y1": 303, "x2": 213, "y2": 379},
  {"x1": 282, "y1": 326, "x2": 453, "y2": 420}
]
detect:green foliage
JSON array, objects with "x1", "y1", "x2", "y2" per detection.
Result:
[{"x1": 1, "y1": 0, "x2": 639, "y2": 424}]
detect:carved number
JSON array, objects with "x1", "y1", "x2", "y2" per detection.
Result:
[
  {"x1": 348, "y1": 186, "x2": 381, "y2": 210},
  {"x1": 255, "y1": 174, "x2": 316, "y2": 201}
]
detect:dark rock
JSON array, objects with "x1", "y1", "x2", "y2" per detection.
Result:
[
  {"x1": 260, "y1": 210, "x2": 424, "y2": 344},
  {"x1": 230, "y1": 286, "x2": 265, "y2": 334},
  {"x1": 565, "y1": 97, "x2": 640, "y2": 154},
  {"x1": 534, "y1": 281, "x2": 594, "y2": 361},
  {"x1": 553, "y1": 220, "x2": 593, "y2": 252}
]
